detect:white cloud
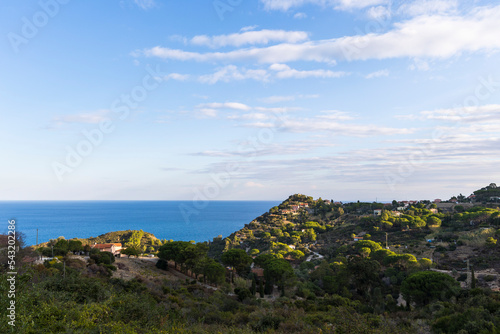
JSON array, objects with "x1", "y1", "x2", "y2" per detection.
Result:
[
  {"x1": 335, "y1": 0, "x2": 387, "y2": 11},
  {"x1": 245, "y1": 181, "x2": 265, "y2": 188},
  {"x1": 395, "y1": 105, "x2": 500, "y2": 139},
  {"x1": 366, "y1": 5, "x2": 391, "y2": 20},
  {"x1": 260, "y1": 0, "x2": 387, "y2": 11},
  {"x1": 240, "y1": 25, "x2": 259, "y2": 32},
  {"x1": 409, "y1": 58, "x2": 430, "y2": 71},
  {"x1": 190, "y1": 29, "x2": 309, "y2": 48},
  {"x1": 269, "y1": 63, "x2": 348, "y2": 79},
  {"x1": 141, "y1": 6, "x2": 500, "y2": 64},
  {"x1": 199, "y1": 65, "x2": 270, "y2": 84},
  {"x1": 398, "y1": 0, "x2": 458, "y2": 17},
  {"x1": 420, "y1": 104, "x2": 500, "y2": 123},
  {"x1": 260, "y1": 95, "x2": 296, "y2": 103},
  {"x1": 276, "y1": 118, "x2": 414, "y2": 136},
  {"x1": 242, "y1": 111, "x2": 414, "y2": 136},
  {"x1": 317, "y1": 110, "x2": 356, "y2": 121},
  {"x1": 197, "y1": 102, "x2": 252, "y2": 111},
  {"x1": 259, "y1": 94, "x2": 319, "y2": 103},
  {"x1": 365, "y1": 69, "x2": 389, "y2": 78},
  {"x1": 163, "y1": 73, "x2": 190, "y2": 81},
  {"x1": 294, "y1": 12, "x2": 308, "y2": 19},
  {"x1": 134, "y1": 0, "x2": 156, "y2": 10},
  {"x1": 53, "y1": 110, "x2": 111, "y2": 125},
  {"x1": 199, "y1": 109, "x2": 218, "y2": 118}
]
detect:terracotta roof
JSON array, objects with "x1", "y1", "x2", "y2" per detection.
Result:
[
  {"x1": 92, "y1": 243, "x2": 121, "y2": 249},
  {"x1": 251, "y1": 268, "x2": 264, "y2": 277}
]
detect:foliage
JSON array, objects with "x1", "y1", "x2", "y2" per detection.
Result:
[{"x1": 401, "y1": 271, "x2": 460, "y2": 307}]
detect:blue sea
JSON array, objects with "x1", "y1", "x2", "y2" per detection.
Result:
[{"x1": 0, "y1": 201, "x2": 280, "y2": 246}]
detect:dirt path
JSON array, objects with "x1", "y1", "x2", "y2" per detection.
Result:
[
  {"x1": 113, "y1": 257, "x2": 219, "y2": 290},
  {"x1": 112, "y1": 257, "x2": 181, "y2": 281}
]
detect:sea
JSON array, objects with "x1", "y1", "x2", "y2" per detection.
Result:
[{"x1": 0, "y1": 201, "x2": 280, "y2": 246}]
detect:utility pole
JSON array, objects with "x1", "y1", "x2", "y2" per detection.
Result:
[{"x1": 385, "y1": 232, "x2": 388, "y2": 249}]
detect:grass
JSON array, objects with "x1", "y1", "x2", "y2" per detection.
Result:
[{"x1": 459, "y1": 228, "x2": 495, "y2": 247}]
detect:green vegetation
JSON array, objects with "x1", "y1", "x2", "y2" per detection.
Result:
[{"x1": 4, "y1": 185, "x2": 500, "y2": 333}]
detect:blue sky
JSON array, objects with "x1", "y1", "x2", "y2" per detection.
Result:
[{"x1": 1, "y1": 0, "x2": 499, "y2": 201}]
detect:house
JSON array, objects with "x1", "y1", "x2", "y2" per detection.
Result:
[
  {"x1": 397, "y1": 206, "x2": 406, "y2": 211},
  {"x1": 391, "y1": 211, "x2": 402, "y2": 217},
  {"x1": 251, "y1": 267, "x2": 264, "y2": 278},
  {"x1": 92, "y1": 243, "x2": 122, "y2": 257},
  {"x1": 281, "y1": 209, "x2": 292, "y2": 214},
  {"x1": 373, "y1": 209, "x2": 382, "y2": 216},
  {"x1": 353, "y1": 236, "x2": 364, "y2": 241},
  {"x1": 434, "y1": 199, "x2": 442, "y2": 203},
  {"x1": 429, "y1": 208, "x2": 439, "y2": 214},
  {"x1": 288, "y1": 245, "x2": 296, "y2": 250},
  {"x1": 490, "y1": 197, "x2": 500, "y2": 202},
  {"x1": 290, "y1": 205, "x2": 300, "y2": 211}
]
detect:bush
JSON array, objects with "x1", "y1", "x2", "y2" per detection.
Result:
[{"x1": 155, "y1": 259, "x2": 168, "y2": 270}]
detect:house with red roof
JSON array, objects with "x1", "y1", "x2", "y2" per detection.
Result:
[{"x1": 91, "y1": 243, "x2": 122, "y2": 256}]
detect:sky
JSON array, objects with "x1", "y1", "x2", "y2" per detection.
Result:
[{"x1": 1, "y1": 0, "x2": 500, "y2": 202}]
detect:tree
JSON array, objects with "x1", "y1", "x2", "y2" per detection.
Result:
[
  {"x1": 53, "y1": 238, "x2": 69, "y2": 255},
  {"x1": 125, "y1": 230, "x2": 144, "y2": 248},
  {"x1": 68, "y1": 240, "x2": 83, "y2": 253},
  {"x1": 203, "y1": 258, "x2": 226, "y2": 286},
  {"x1": 304, "y1": 228, "x2": 317, "y2": 242},
  {"x1": 360, "y1": 247, "x2": 371, "y2": 258},
  {"x1": 182, "y1": 242, "x2": 209, "y2": 279},
  {"x1": 347, "y1": 257, "x2": 381, "y2": 297},
  {"x1": 288, "y1": 250, "x2": 305, "y2": 260},
  {"x1": 91, "y1": 251, "x2": 115, "y2": 265},
  {"x1": 418, "y1": 258, "x2": 432, "y2": 269},
  {"x1": 354, "y1": 240, "x2": 382, "y2": 252},
  {"x1": 265, "y1": 258, "x2": 295, "y2": 296},
  {"x1": 401, "y1": 271, "x2": 460, "y2": 307},
  {"x1": 486, "y1": 237, "x2": 497, "y2": 246},
  {"x1": 157, "y1": 241, "x2": 192, "y2": 270},
  {"x1": 221, "y1": 248, "x2": 253, "y2": 277},
  {"x1": 250, "y1": 249, "x2": 260, "y2": 256},
  {"x1": 427, "y1": 216, "x2": 442, "y2": 227},
  {"x1": 121, "y1": 247, "x2": 140, "y2": 258}
]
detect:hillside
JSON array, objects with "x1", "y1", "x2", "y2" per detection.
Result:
[
  {"x1": 35, "y1": 229, "x2": 165, "y2": 257},
  {"x1": 3, "y1": 183, "x2": 500, "y2": 333},
  {"x1": 210, "y1": 186, "x2": 500, "y2": 287}
]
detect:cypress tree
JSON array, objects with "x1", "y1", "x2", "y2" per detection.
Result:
[{"x1": 259, "y1": 278, "x2": 265, "y2": 298}]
